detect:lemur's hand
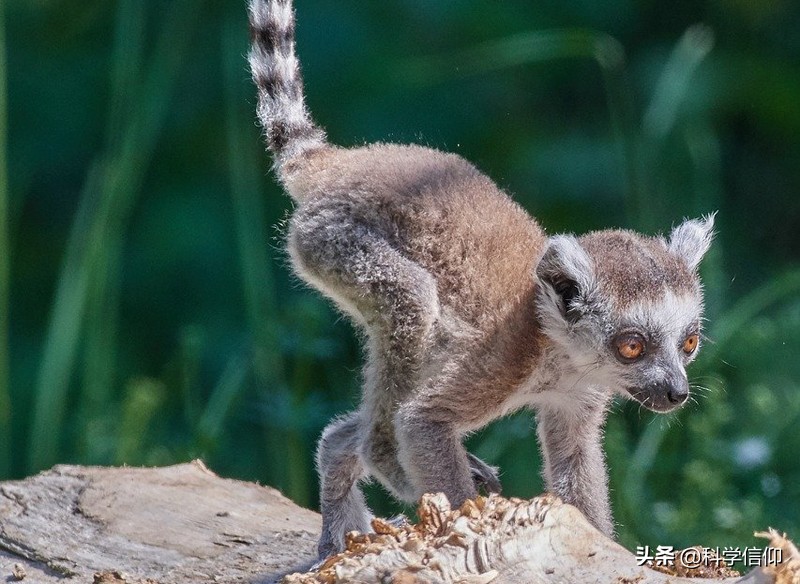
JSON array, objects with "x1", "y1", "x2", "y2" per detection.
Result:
[{"x1": 467, "y1": 452, "x2": 502, "y2": 495}]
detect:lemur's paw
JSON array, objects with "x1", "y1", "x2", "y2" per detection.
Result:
[
  {"x1": 315, "y1": 530, "x2": 342, "y2": 566},
  {"x1": 467, "y1": 451, "x2": 502, "y2": 495}
]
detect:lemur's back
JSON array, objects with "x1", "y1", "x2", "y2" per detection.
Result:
[{"x1": 285, "y1": 142, "x2": 546, "y2": 328}]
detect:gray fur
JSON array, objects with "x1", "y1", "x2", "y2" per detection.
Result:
[
  {"x1": 669, "y1": 214, "x2": 716, "y2": 271},
  {"x1": 314, "y1": 412, "x2": 371, "y2": 557},
  {"x1": 247, "y1": 0, "x2": 715, "y2": 560},
  {"x1": 537, "y1": 401, "x2": 612, "y2": 535}
]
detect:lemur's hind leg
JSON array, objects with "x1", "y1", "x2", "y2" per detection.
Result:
[
  {"x1": 293, "y1": 200, "x2": 501, "y2": 551},
  {"x1": 315, "y1": 412, "x2": 371, "y2": 559},
  {"x1": 291, "y1": 201, "x2": 440, "y2": 544},
  {"x1": 359, "y1": 345, "x2": 426, "y2": 502}
]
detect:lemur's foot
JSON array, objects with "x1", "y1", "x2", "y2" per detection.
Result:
[
  {"x1": 313, "y1": 514, "x2": 408, "y2": 570},
  {"x1": 467, "y1": 452, "x2": 502, "y2": 495},
  {"x1": 315, "y1": 531, "x2": 340, "y2": 566}
]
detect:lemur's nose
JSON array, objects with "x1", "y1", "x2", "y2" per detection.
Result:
[{"x1": 666, "y1": 379, "x2": 689, "y2": 404}]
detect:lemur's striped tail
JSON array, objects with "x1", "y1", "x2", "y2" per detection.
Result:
[{"x1": 248, "y1": 0, "x2": 326, "y2": 173}]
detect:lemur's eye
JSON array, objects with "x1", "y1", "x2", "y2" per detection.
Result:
[
  {"x1": 614, "y1": 334, "x2": 646, "y2": 363},
  {"x1": 683, "y1": 334, "x2": 699, "y2": 355}
]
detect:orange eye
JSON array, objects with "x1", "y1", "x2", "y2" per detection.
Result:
[
  {"x1": 615, "y1": 334, "x2": 646, "y2": 362},
  {"x1": 683, "y1": 334, "x2": 699, "y2": 355}
]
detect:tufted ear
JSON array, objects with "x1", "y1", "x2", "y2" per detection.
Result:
[
  {"x1": 668, "y1": 213, "x2": 716, "y2": 271},
  {"x1": 536, "y1": 235, "x2": 595, "y2": 323}
]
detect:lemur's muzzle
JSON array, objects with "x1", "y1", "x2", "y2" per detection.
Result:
[{"x1": 629, "y1": 374, "x2": 689, "y2": 412}]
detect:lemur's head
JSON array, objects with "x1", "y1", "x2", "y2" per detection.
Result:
[{"x1": 535, "y1": 215, "x2": 715, "y2": 413}]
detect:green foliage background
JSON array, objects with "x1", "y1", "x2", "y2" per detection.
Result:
[{"x1": 4, "y1": 0, "x2": 799, "y2": 562}]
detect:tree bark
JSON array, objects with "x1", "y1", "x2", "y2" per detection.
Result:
[{"x1": 0, "y1": 461, "x2": 796, "y2": 584}]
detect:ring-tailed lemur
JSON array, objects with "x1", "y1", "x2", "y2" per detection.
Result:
[{"x1": 248, "y1": 0, "x2": 715, "y2": 559}]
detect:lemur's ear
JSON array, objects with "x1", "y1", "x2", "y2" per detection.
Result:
[
  {"x1": 668, "y1": 213, "x2": 716, "y2": 271},
  {"x1": 536, "y1": 236, "x2": 595, "y2": 323}
]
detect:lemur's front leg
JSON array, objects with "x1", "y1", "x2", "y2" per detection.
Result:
[{"x1": 536, "y1": 401, "x2": 613, "y2": 536}]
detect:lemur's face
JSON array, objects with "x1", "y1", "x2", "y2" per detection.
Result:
[
  {"x1": 535, "y1": 216, "x2": 715, "y2": 413},
  {"x1": 604, "y1": 290, "x2": 702, "y2": 412}
]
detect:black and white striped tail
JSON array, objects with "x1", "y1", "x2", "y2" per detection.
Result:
[{"x1": 248, "y1": 0, "x2": 326, "y2": 173}]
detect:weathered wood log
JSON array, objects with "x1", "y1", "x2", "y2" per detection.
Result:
[
  {"x1": 0, "y1": 461, "x2": 797, "y2": 584},
  {"x1": 0, "y1": 461, "x2": 320, "y2": 583}
]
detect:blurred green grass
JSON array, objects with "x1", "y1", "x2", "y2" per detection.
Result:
[
  {"x1": 4, "y1": 0, "x2": 800, "y2": 562},
  {"x1": 0, "y1": 0, "x2": 10, "y2": 479}
]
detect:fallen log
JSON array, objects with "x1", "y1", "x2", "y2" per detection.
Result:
[
  {"x1": 0, "y1": 461, "x2": 319, "y2": 583},
  {"x1": 0, "y1": 461, "x2": 796, "y2": 584}
]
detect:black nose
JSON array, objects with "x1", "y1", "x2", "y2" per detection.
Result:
[
  {"x1": 632, "y1": 376, "x2": 691, "y2": 412},
  {"x1": 666, "y1": 380, "x2": 689, "y2": 404}
]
